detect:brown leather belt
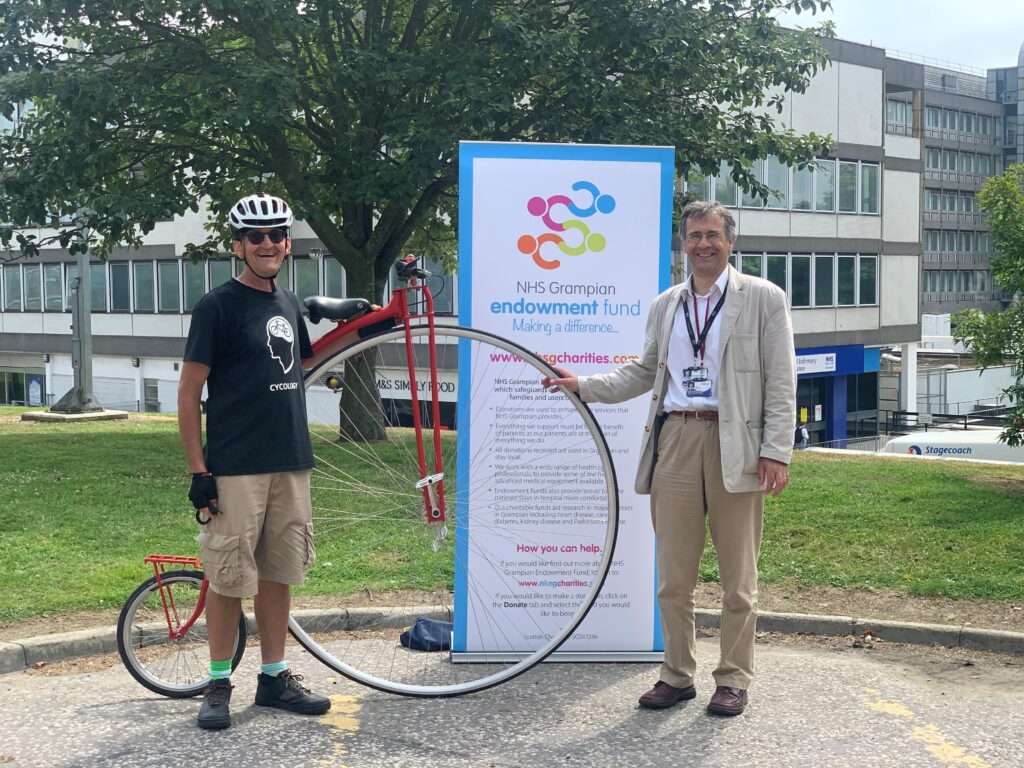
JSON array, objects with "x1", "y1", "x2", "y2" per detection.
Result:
[{"x1": 669, "y1": 410, "x2": 719, "y2": 421}]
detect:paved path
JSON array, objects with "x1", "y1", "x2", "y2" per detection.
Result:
[{"x1": 2, "y1": 636, "x2": 1022, "y2": 768}]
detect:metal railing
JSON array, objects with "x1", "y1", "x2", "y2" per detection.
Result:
[
  {"x1": 809, "y1": 435, "x2": 886, "y2": 452},
  {"x1": 886, "y1": 407, "x2": 1010, "y2": 433}
]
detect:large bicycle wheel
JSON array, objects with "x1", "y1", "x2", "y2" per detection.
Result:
[
  {"x1": 293, "y1": 325, "x2": 618, "y2": 696},
  {"x1": 117, "y1": 570, "x2": 246, "y2": 698}
]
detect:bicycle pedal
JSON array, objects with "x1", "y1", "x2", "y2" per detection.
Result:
[{"x1": 432, "y1": 524, "x2": 448, "y2": 552}]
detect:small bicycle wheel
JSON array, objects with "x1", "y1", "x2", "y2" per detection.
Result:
[
  {"x1": 294, "y1": 325, "x2": 618, "y2": 696},
  {"x1": 117, "y1": 570, "x2": 246, "y2": 698}
]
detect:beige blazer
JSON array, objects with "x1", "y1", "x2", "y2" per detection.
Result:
[{"x1": 578, "y1": 265, "x2": 796, "y2": 494}]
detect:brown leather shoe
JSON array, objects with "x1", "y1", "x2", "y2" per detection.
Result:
[
  {"x1": 707, "y1": 686, "x2": 748, "y2": 716},
  {"x1": 638, "y1": 680, "x2": 696, "y2": 709}
]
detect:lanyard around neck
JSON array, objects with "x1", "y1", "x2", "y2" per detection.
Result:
[{"x1": 681, "y1": 285, "x2": 728, "y2": 362}]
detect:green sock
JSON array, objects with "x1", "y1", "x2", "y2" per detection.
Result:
[
  {"x1": 210, "y1": 659, "x2": 232, "y2": 681},
  {"x1": 261, "y1": 660, "x2": 288, "y2": 677}
]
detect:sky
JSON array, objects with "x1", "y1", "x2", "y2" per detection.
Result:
[{"x1": 776, "y1": 0, "x2": 1024, "y2": 73}]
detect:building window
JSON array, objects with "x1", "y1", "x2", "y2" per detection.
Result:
[
  {"x1": 924, "y1": 230, "x2": 940, "y2": 251},
  {"x1": 792, "y1": 166, "x2": 812, "y2": 210},
  {"x1": 942, "y1": 230, "x2": 956, "y2": 251},
  {"x1": 923, "y1": 270, "x2": 938, "y2": 293},
  {"x1": 3, "y1": 265, "x2": 22, "y2": 311},
  {"x1": 925, "y1": 107, "x2": 941, "y2": 129},
  {"x1": 814, "y1": 255, "x2": 834, "y2": 307},
  {"x1": 858, "y1": 256, "x2": 877, "y2": 305},
  {"x1": 942, "y1": 108, "x2": 957, "y2": 129},
  {"x1": 859, "y1": 164, "x2": 879, "y2": 214},
  {"x1": 925, "y1": 190, "x2": 939, "y2": 211},
  {"x1": 143, "y1": 378, "x2": 160, "y2": 412},
  {"x1": 763, "y1": 157, "x2": 789, "y2": 209},
  {"x1": 110, "y1": 263, "x2": 130, "y2": 312},
  {"x1": 942, "y1": 149, "x2": 957, "y2": 171},
  {"x1": 684, "y1": 167, "x2": 709, "y2": 202},
  {"x1": 740, "y1": 254, "x2": 761, "y2": 277},
  {"x1": 714, "y1": 162, "x2": 738, "y2": 207},
  {"x1": 134, "y1": 262, "x2": 155, "y2": 312},
  {"x1": 43, "y1": 264, "x2": 62, "y2": 311},
  {"x1": 23, "y1": 264, "x2": 41, "y2": 311},
  {"x1": 90, "y1": 264, "x2": 107, "y2": 312},
  {"x1": 925, "y1": 148, "x2": 940, "y2": 169},
  {"x1": 209, "y1": 259, "x2": 232, "y2": 288},
  {"x1": 814, "y1": 159, "x2": 835, "y2": 212},
  {"x1": 790, "y1": 255, "x2": 810, "y2": 308},
  {"x1": 158, "y1": 261, "x2": 181, "y2": 312},
  {"x1": 886, "y1": 99, "x2": 911, "y2": 126},
  {"x1": 765, "y1": 255, "x2": 786, "y2": 292},
  {"x1": 837, "y1": 256, "x2": 856, "y2": 306},
  {"x1": 741, "y1": 160, "x2": 764, "y2": 208},
  {"x1": 294, "y1": 256, "x2": 319, "y2": 301},
  {"x1": 184, "y1": 260, "x2": 205, "y2": 311},
  {"x1": 838, "y1": 162, "x2": 858, "y2": 213},
  {"x1": 64, "y1": 265, "x2": 79, "y2": 311},
  {"x1": 324, "y1": 258, "x2": 344, "y2": 300}
]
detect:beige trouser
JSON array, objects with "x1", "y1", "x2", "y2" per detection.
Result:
[{"x1": 650, "y1": 416, "x2": 764, "y2": 690}]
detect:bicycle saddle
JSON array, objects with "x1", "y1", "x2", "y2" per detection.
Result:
[{"x1": 304, "y1": 296, "x2": 373, "y2": 324}]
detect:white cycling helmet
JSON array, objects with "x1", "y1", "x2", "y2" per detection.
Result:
[{"x1": 229, "y1": 192, "x2": 293, "y2": 231}]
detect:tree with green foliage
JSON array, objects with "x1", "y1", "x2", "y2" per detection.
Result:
[
  {"x1": 1, "y1": 0, "x2": 833, "y2": 437},
  {"x1": 1, "y1": 0, "x2": 833, "y2": 283},
  {"x1": 954, "y1": 164, "x2": 1024, "y2": 445}
]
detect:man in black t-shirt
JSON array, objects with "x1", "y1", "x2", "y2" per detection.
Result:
[{"x1": 177, "y1": 193, "x2": 331, "y2": 730}]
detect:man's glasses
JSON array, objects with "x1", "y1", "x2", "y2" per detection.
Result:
[
  {"x1": 685, "y1": 230, "x2": 724, "y2": 244},
  {"x1": 242, "y1": 229, "x2": 288, "y2": 245}
]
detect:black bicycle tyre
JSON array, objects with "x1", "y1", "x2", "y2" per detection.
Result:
[
  {"x1": 291, "y1": 324, "x2": 619, "y2": 697},
  {"x1": 117, "y1": 570, "x2": 247, "y2": 698}
]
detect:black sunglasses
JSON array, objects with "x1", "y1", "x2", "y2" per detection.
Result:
[{"x1": 242, "y1": 229, "x2": 288, "y2": 245}]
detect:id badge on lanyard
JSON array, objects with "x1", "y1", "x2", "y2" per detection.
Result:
[{"x1": 681, "y1": 287, "x2": 727, "y2": 399}]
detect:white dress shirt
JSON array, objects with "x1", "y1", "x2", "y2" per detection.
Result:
[{"x1": 663, "y1": 269, "x2": 729, "y2": 413}]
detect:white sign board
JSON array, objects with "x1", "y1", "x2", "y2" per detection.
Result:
[
  {"x1": 796, "y1": 353, "x2": 836, "y2": 375},
  {"x1": 457, "y1": 141, "x2": 674, "y2": 654}
]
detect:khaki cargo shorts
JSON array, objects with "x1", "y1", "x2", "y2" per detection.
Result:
[{"x1": 195, "y1": 470, "x2": 315, "y2": 598}]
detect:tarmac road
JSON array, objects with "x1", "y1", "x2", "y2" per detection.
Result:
[{"x1": 1, "y1": 635, "x2": 1022, "y2": 768}]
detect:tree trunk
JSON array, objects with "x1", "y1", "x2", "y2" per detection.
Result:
[
  {"x1": 338, "y1": 347, "x2": 387, "y2": 443},
  {"x1": 335, "y1": 262, "x2": 388, "y2": 443}
]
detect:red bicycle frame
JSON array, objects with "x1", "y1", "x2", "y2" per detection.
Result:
[
  {"x1": 302, "y1": 265, "x2": 447, "y2": 524},
  {"x1": 145, "y1": 554, "x2": 206, "y2": 641}
]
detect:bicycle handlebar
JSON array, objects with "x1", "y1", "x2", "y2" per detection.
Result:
[{"x1": 396, "y1": 254, "x2": 430, "y2": 281}]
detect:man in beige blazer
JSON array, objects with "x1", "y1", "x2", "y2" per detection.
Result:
[{"x1": 542, "y1": 200, "x2": 796, "y2": 716}]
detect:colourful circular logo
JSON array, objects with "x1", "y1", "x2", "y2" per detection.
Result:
[{"x1": 517, "y1": 181, "x2": 615, "y2": 270}]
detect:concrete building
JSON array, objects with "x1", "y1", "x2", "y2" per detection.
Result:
[
  {"x1": 685, "y1": 38, "x2": 922, "y2": 445},
  {"x1": 887, "y1": 58, "x2": 1009, "y2": 316},
  {"x1": 5, "y1": 35, "x2": 1021, "y2": 442}
]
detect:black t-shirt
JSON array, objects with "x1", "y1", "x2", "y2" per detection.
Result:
[{"x1": 184, "y1": 278, "x2": 315, "y2": 475}]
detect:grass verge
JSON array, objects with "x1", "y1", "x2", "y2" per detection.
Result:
[{"x1": 1, "y1": 408, "x2": 1022, "y2": 624}]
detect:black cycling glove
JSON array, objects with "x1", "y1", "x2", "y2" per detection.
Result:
[{"x1": 188, "y1": 472, "x2": 220, "y2": 525}]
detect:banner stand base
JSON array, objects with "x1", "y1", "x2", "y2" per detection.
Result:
[{"x1": 450, "y1": 650, "x2": 663, "y2": 664}]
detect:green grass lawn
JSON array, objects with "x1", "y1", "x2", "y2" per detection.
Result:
[{"x1": 1, "y1": 407, "x2": 1022, "y2": 624}]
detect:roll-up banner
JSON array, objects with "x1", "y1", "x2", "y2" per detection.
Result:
[{"x1": 457, "y1": 141, "x2": 674, "y2": 655}]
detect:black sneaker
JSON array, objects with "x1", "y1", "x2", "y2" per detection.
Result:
[
  {"x1": 197, "y1": 679, "x2": 233, "y2": 730},
  {"x1": 254, "y1": 670, "x2": 331, "y2": 715}
]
